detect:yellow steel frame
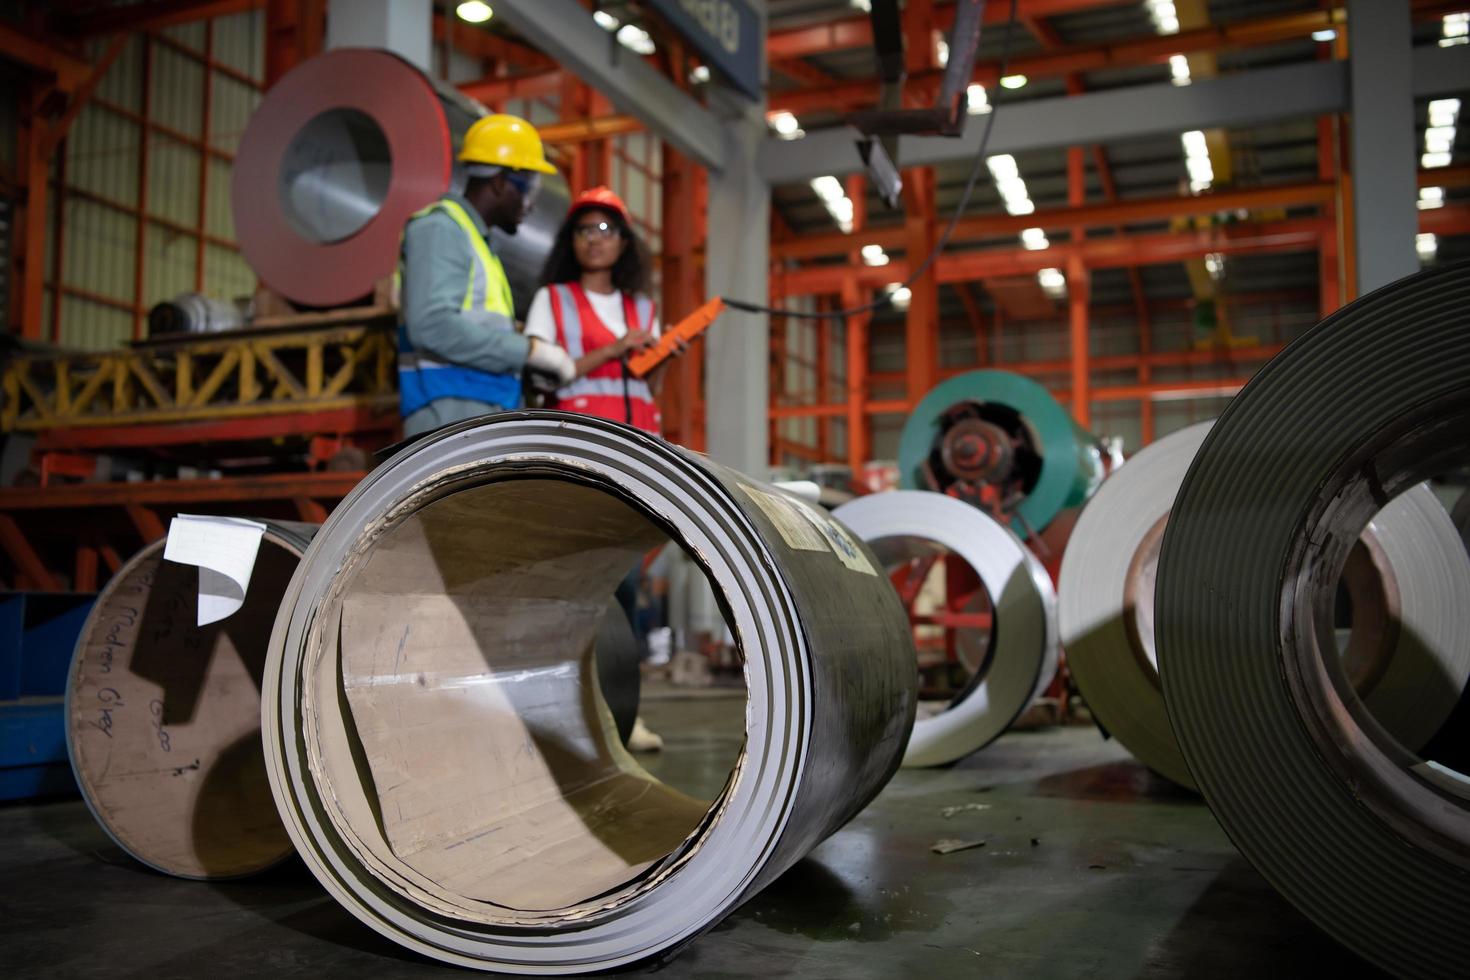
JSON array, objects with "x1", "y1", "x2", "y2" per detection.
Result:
[{"x1": 2, "y1": 324, "x2": 398, "y2": 432}]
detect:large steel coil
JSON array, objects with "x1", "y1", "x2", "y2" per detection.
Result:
[
  {"x1": 233, "y1": 48, "x2": 567, "y2": 314},
  {"x1": 66, "y1": 521, "x2": 316, "y2": 879},
  {"x1": 1060, "y1": 420, "x2": 1470, "y2": 789},
  {"x1": 897, "y1": 370, "x2": 1103, "y2": 538},
  {"x1": 834, "y1": 490, "x2": 1057, "y2": 768},
  {"x1": 1156, "y1": 262, "x2": 1470, "y2": 975},
  {"x1": 260, "y1": 412, "x2": 917, "y2": 973}
]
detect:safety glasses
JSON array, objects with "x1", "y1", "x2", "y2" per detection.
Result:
[
  {"x1": 573, "y1": 220, "x2": 622, "y2": 241},
  {"x1": 501, "y1": 170, "x2": 541, "y2": 215}
]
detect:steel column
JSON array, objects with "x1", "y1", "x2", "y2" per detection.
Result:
[{"x1": 1347, "y1": 0, "x2": 1417, "y2": 293}]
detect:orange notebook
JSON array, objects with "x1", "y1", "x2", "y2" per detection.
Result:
[{"x1": 627, "y1": 297, "x2": 726, "y2": 378}]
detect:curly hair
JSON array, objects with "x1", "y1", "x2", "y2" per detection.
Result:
[{"x1": 539, "y1": 206, "x2": 649, "y2": 295}]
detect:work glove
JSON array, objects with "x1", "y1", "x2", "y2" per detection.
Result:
[{"x1": 525, "y1": 336, "x2": 576, "y2": 385}]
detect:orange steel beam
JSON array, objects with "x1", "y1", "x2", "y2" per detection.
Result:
[
  {"x1": 0, "y1": 21, "x2": 91, "y2": 87},
  {"x1": 1066, "y1": 132, "x2": 1089, "y2": 429},
  {"x1": 0, "y1": 472, "x2": 367, "y2": 510},
  {"x1": 769, "y1": 7, "x2": 1346, "y2": 115},
  {"x1": 538, "y1": 114, "x2": 644, "y2": 145},
  {"x1": 460, "y1": 70, "x2": 563, "y2": 106},
  {"x1": 866, "y1": 343, "x2": 1289, "y2": 381},
  {"x1": 766, "y1": 0, "x2": 1125, "y2": 61},
  {"x1": 0, "y1": 514, "x2": 62, "y2": 592},
  {"x1": 62, "y1": 0, "x2": 263, "y2": 37},
  {"x1": 433, "y1": 12, "x2": 555, "y2": 71},
  {"x1": 770, "y1": 376, "x2": 1257, "y2": 420},
  {"x1": 773, "y1": 181, "x2": 1339, "y2": 261},
  {"x1": 773, "y1": 219, "x2": 1333, "y2": 296}
]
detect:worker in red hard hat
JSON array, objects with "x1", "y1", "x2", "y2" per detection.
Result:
[{"x1": 524, "y1": 186, "x2": 687, "y2": 435}]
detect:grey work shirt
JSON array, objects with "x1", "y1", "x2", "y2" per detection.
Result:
[{"x1": 400, "y1": 192, "x2": 530, "y2": 436}]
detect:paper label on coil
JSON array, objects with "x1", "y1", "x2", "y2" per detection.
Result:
[
  {"x1": 162, "y1": 515, "x2": 268, "y2": 626},
  {"x1": 793, "y1": 498, "x2": 879, "y2": 576},
  {"x1": 738, "y1": 484, "x2": 877, "y2": 575}
]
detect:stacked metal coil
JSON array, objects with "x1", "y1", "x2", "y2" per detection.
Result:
[
  {"x1": 232, "y1": 48, "x2": 566, "y2": 315},
  {"x1": 260, "y1": 412, "x2": 917, "y2": 973},
  {"x1": 1155, "y1": 262, "x2": 1470, "y2": 974}
]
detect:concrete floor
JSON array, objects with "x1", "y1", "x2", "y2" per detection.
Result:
[{"x1": 1, "y1": 693, "x2": 1376, "y2": 978}]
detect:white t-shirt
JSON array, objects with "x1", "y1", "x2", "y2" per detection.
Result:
[{"x1": 525, "y1": 286, "x2": 660, "y2": 348}]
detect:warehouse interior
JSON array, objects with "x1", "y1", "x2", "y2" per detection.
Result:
[{"x1": 0, "y1": 1, "x2": 1467, "y2": 977}]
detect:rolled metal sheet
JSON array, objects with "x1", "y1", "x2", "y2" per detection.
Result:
[
  {"x1": 232, "y1": 49, "x2": 567, "y2": 315},
  {"x1": 1060, "y1": 421, "x2": 1470, "y2": 789},
  {"x1": 260, "y1": 411, "x2": 916, "y2": 973},
  {"x1": 833, "y1": 490, "x2": 1057, "y2": 768},
  {"x1": 897, "y1": 370, "x2": 1103, "y2": 537},
  {"x1": 1155, "y1": 262, "x2": 1470, "y2": 975},
  {"x1": 66, "y1": 521, "x2": 316, "y2": 879}
]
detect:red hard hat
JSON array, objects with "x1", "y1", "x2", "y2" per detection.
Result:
[{"x1": 568, "y1": 186, "x2": 632, "y2": 226}]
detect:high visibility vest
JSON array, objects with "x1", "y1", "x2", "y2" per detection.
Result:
[
  {"x1": 397, "y1": 198, "x2": 521, "y2": 417},
  {"x1": 547, "y1": 282, "x2": 661, "y2": 434}
]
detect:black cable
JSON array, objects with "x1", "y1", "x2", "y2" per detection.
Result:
[{"x1": 722, "y1": 0, "x2": 1021, "y2": 321}]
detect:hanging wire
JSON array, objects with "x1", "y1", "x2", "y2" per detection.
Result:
[{"x1": 722, "y1": 0, "x2": 1022, "y2": 321}]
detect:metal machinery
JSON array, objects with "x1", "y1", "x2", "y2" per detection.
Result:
[{"x1": 886, "y1": 369, "x2": 1108, "y2": 707}]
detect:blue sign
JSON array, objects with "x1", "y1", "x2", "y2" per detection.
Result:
[{"x1": 646, "y1": 0, "x2": 762, "y2": 101}]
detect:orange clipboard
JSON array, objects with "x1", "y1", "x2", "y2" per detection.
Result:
[{"x1": 627, "y1": 297, "x2": 725, "y2": 378}]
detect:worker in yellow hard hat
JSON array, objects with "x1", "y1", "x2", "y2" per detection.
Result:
[{"x1": 397, "y1": 114, "x2": 576, "y2": 436}]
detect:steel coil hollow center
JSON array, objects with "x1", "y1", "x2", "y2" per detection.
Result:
[
  {"x1": 301, "y1": 469, "x2": 745, "y2": 921},
  {"x1": 279, "y1": 107, "x2": 393, "y2": 245},
  {"x1": 1282, "y1": 396, "x2": 1470, "y2": 863}
]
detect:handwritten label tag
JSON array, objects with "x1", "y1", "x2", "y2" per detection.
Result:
[{"x1": 163, "y1": 515, "x2": 268, "y2": 626}]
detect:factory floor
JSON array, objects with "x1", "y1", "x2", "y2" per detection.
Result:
[{"x1": 1, "y1": 690, "x2": 1376, "y2": 979}]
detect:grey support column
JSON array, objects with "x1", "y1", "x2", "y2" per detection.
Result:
[
  {"x1": 1347, "y1": 0, "x2": 1417, "y2": 293},
  {"x1": 326, "y1": 0, "x2": 432, "y2": 71},
  {"x1": 704, "y1": 9, "x2": 770, "y2": 477}
]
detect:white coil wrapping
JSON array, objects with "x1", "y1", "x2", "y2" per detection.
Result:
[
  {"x1": 1059, "y1": 421, "x2": 1470, "y2": 789},
  {"x1": 833, "y1": 490, "x2": 1058, "y2": 768}
]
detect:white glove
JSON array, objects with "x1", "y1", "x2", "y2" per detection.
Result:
[{"x1": 525, "y1": 337, "x2": 576, "y2": 385}]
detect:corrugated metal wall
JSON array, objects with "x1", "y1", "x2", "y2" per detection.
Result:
[{"x1": 42, "y1": 10, "x2": 263, "y2": 351}]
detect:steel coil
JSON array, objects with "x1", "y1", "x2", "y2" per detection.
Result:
[
  {"x1": 66, "y1": 521, "x2": 316, "y2": 879},
  {"x1": 897, "y1": 370, "x2": 1103, "y2": 537},
  {"x1": 1060, "y1": 420, "x2": 1470, "y2": 789},
  {"x1": 833, "y1": 490, "x2": 1057, "y2": 768},
  {"x1": 261, "y1": 411, "x2": 916, "y2": 973},
  {"x1": 1156, "y1": 262, "x2": 1470, "y2": 975},
  {"x1": 232, "y1": 48, "x2": 566, "y2": 314}
]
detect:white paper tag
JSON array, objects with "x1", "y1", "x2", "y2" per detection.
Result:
[
  {"x1": 162, "y1": 515, "x2": 268, "y2": 626},
  {"x1": 771, "y1": 480, "x2": 822, "y2": 504}
]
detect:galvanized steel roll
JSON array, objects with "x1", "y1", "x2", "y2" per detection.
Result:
[
  {"x1": 260, "y1": 411, "x2": 917, "y2": 973},
  {"x1": 232, "y1": 48, "x2": 567, "y2": 314},
  {"x1": 1060, "y1": 420, "x2": 1470, "y2": 789},
  {"x1": 833, "y1": 490, "x2": 1057, "y2": 768},
  {"x1": 1156, "y1": 262, "x2": 1470, "y2": 975},
  {"x1": 897, "y1": 370, "x2": 1103, "y2": 538},
  {"x1": 66, "y1": 521, "x2": 316, "y2": 879}
]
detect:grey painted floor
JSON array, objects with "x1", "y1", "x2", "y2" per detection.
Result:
[{"x1": 1, "y1": 695, "x2": 1375, "y2": 978}]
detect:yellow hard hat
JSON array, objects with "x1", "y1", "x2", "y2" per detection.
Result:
[{"x1": 458, "y1": 113, "x2": 557, "y2": 175}]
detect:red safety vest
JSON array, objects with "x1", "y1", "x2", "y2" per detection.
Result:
[{"x1": 548, "y1": 282, "x2": 662, "y2": 434}]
